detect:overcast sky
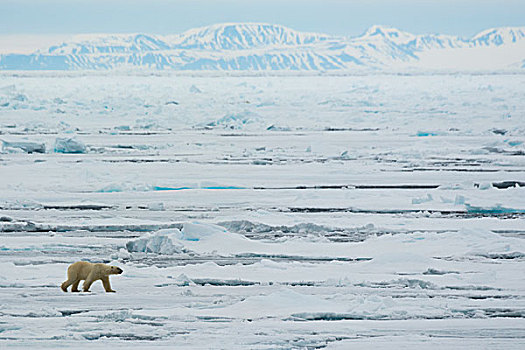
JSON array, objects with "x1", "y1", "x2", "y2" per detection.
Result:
[{"x1": 0, "y1": 0, "x2": 524, "y2": 52}]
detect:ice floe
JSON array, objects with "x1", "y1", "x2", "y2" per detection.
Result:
[
  {"x1": 54, "y1": 137, "x2": 87, "y2": 154},
  {"x1": 1, "y1": 140, "x2": 45, "y2": 154}
]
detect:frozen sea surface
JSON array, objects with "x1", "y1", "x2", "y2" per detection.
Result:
[{"x1": 0, "y1": 72, "x2": 524, "y2": 348}]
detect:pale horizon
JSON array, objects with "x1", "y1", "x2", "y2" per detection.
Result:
[{"x1": 1, "y1": 0, "x2": 524, "y2": 37}]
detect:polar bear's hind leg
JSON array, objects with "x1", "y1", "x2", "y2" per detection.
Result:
[
  {"x1": 61, "y1": 279, "x2": 72, "y2": 292},
  {"x1": 61, "y1": 269, "x2": 78, "y2": 292},
  {"x1": 71, "y1": 280, "x2": 81, "y2": 292}
]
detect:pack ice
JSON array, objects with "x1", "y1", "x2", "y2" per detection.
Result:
[{"x1": 0, "y1": 71, "x2": 524, "y2": 349}]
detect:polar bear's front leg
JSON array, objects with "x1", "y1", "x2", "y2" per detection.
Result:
[
  {"x1": 83, "y1": 274, "x2": 96, "y2": 292},
  {"x1": 102, "y1": 276, "x2": 116, "y2": 292}
]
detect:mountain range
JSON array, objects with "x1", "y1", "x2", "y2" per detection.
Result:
[{"x1": 1, "y1": 23, "x2": 524, "y2": 71}]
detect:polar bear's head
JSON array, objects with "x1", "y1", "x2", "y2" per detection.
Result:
[{"x1": 109, "y1": 266, "x2": 123, "y2": 275}]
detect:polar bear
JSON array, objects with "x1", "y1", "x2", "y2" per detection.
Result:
[{"x1": 61, "y1": 261, "x2": 123, "y2": 293}]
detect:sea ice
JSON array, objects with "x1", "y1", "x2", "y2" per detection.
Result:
[
  {"x1": 54, "y1": 137, "x2": 87, "y2": 153},
  {"x1": 0, "y1": 73, "x2": 524, "y2": 349},
  {"x1": 1, "y1": 140, "x2": 45, "y2": 154}
]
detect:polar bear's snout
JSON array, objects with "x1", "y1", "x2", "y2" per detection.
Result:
[{"x1": 110, "y1": 266, "x2": 123, "y2": 274}]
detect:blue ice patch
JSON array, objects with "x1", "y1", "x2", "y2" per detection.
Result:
[{"x1": 416, "y1": 131, "x2": 438, "y2": 137}]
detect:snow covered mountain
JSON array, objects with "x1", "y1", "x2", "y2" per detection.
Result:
[
  {"x1": 46, "y1": 34, "x2": 172, "y2": 55},
  {"x1": 1, "y1": 23, "x2": 524, "y2": 71},
  {"x1": 169, "y1": 23, "x2": 332, "y2": 50},
  {"x1": 471, "y1": 27, "x2": 525, "y2": 46}
]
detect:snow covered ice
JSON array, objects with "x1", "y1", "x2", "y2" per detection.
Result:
[{"x1": 0, "y1": 70, "x2": 524, "y2": 349}]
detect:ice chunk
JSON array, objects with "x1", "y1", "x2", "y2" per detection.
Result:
[
  {"x1": 477, "y1": 182, "x2": 492, "y2": 190},
  {"x1": 12, "y1": 94, "x2": 28, "y2": 102},
  {"x1": 171, "y1": 273, "x2": 194, "y2": 286},
  {"x1": 266, "y1": 124, "x2": 291, "y2": 131},
  {"x1": 205, "y1": 111, "x2": 260, "y2": 130},
  {"x1": 111, "y1": 248, "x2": 131, "y2": 260},
  {"x1": 189, "y1": 84, "x2": 202, "y2": 93},
  {"x1": 134, "y1": 118, "x2": 166, "y2": 130},
  {"x1": 465, "y1": 203, "x2": 525, "y2": 214},
  {"x1": 1, "y1": 140, "x2": 45, "y2": 154},
  {"x1": 411, "y1": 194, "x2": 433, "y2": 204},
  {"x1": 25, "y1": 307, "x2": 62, "y2": 318},
  {"x1": 125, "y1": 223, "x2": 251, "y2": 256},
  {"x1": 180, "y1": 222, "x2": 228, "y2": 241},
  {"x1": 454, "y1": 195, "x2": 466, "y2": 205},
  {"x1": 423, "y1": 268, "x2": 459, "y2": 275},
  {"x1": 98, "y1": 182, "x2": 153, "y2": 193},
  {"x1": 259, "y1": 259, "x2": 287, "y2": 269},
  {"x1": 147, "y1": 202, "x2": 165, "y2": 211},
  {"x1": 126, "y1": 229, "x2": 184, "y2": 254},
  {"x1": 54, "y1": 137, "x2": 87, "y2": 154},
  {"x1": 416, "y1": 131, "x2": 439, "y2": 137}
]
